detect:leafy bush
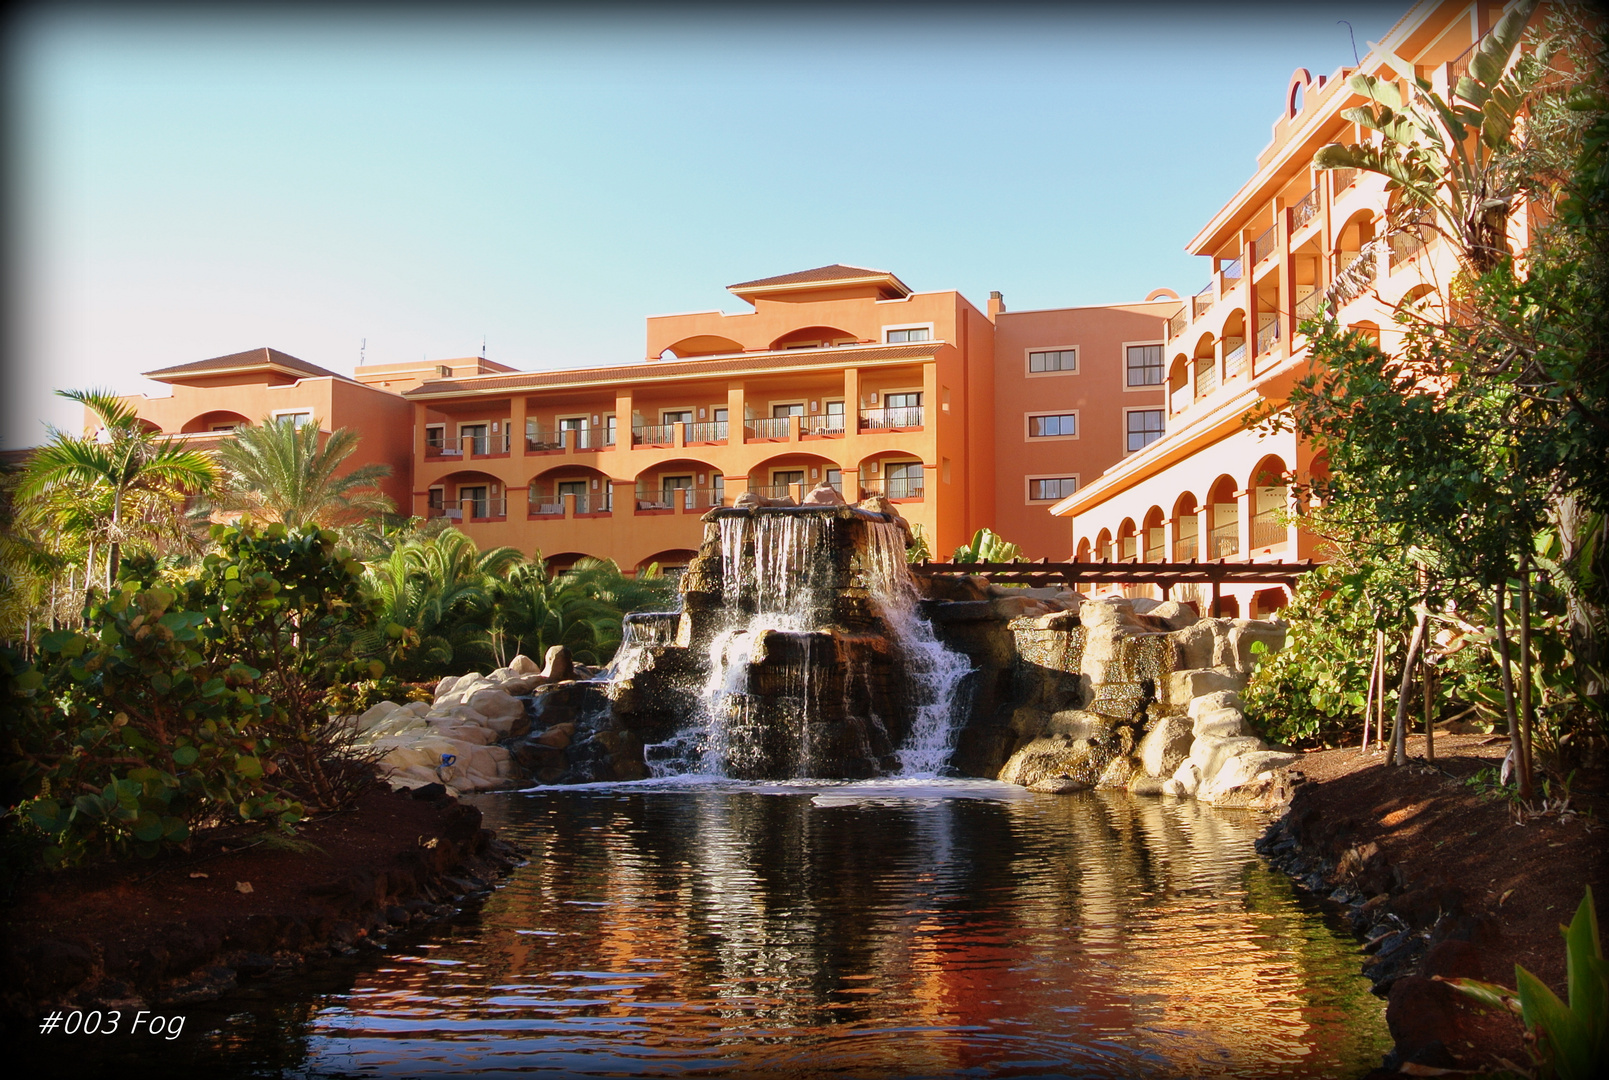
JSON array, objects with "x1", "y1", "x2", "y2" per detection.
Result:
[
  {"x1": 952, "y1": 528, "x2": 1022, "y2": 565},
  {"x1": 4, "y1": 522, "x2": 384, "y2": 866}
]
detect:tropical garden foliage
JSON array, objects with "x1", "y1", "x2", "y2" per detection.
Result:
[
  {"x1": 1244, "y1": 4, "x2": 1607, "y2": 794},
  {"x1": 1, "y1": 402, "x2": 678, "y2": 868}
]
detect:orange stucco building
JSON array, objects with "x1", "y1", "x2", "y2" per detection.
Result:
[
  {"x1": 113, "y1": 267, "x2": 1177, "y2": 570},
  {"x1": 1050, "y1": 0, "x2": 1542, "y2": 618},
  {"x1": 106, "y1": 0, "x2": 1526, "y2": 594}
]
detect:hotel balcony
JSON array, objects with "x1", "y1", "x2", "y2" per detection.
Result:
[
  {"x1": 426, "y1": 432, "x2": 512, "y2": 460},
  {"x1": 858, "y1": 406, "x2": 924, "y2": 431}
]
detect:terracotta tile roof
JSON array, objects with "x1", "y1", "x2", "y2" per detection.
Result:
[
  {"x1": 144, "y1": 347, "x2": 349, "y2": 382},
  {"x1": 726, "y1": 265, "x2": 912, "y2": 298},
  {"x1": 402, "y1": 341, "x2": 944, "y2": 400},
  {"x1": 728, "y1": 264, "x2": 894, "y2": 289}
]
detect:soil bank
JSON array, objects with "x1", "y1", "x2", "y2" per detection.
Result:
[
  {"x1": 1260, "y1": 732, "x2": 1606, "y2": 1076},
  {"x1": 0, "y1": 781, "x2": 523, "y2": 1018}
]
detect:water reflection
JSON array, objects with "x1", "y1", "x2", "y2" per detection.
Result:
[
  {"x1": 306, "y1": 782, "x2": 1385, "y2": 1077},
  {"x1": 29, "y1": 783, "x2": 1389, "y2": 1078}
]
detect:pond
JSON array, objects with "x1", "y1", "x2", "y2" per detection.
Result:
[{"x1": 55, "y1": 780, "x2": 1390, "y2": 1078}]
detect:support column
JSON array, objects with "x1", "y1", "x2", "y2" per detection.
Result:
[
  {"x1": 1236, "y1": 487, "x2": 1253, "y2": 557},
  {"x1": 727, "y1": 384, "x2": 747, "y2": 444},
  {"x1": 511, "y1": 395, "x2": 528, "y2": 459},
  {"x1": 615, "y1": 389, "x2": 634, "y2": 453},
  {"x1": 1196, "y1": 504, "x2": 1212, "y2": 561}
]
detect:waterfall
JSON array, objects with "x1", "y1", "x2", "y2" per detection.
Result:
[{"x1": 636, "y1": 508, "x2": 972, "y2": 781}]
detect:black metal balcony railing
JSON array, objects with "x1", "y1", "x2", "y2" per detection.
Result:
[
  {"x1": 1332, "y1": 166, "x2": 1359, "y2": 193},
  {"x1": 463, "y1": 497, "x2": 507, "y2": 520},
  {"x1": 859, "y1": 476, "x2": 924, "y2": 500},
  {"x1": 858, "y1": 406, "x2": 924, "y2": 431},
  {"x1": 804, "y1": 413, "x2": 846, "y2": 436},
  {"x1": 1221, "y1": 257, "x2": 1243, "y2": 280},
  {"x1": 1256, "y1": 318, "x2": 1281, "y2": 355},
  {"x1": 529, "y1": 495, "x2": 564, "y2": 516},
  {"x1": 1192, "y1": 281, "x2": 1215, "y2": 319},
  {"x1": 1290, "y1": 189, "x2": 1318, "y2": 231},
  {"x1": 1295, "y1": 291, "x2": 1325, "y2": 322},
  {"x1": 747, "y1": 483, "x2": 803, "y2": 502},
  {"x1": 1223, "y1": 337, "x2": 1248, "y2": 377},
  {"x1": 1173, "y1": 530, "x2": 1199, "y2": 562},
  {"x1": 749, "y1": 417, "x2": 791, "y2": 439},
  {"x1": 1251, "y1": 509, "x2": 1286, "y2": 549},
  {"x1": 632, "y1": 424, "x2": 675, "y2": 446},
  {"x1": 684, "y1": 421, "x2": 728, "y2": 443},
  {"x1": 1252, "y1": 225, "x2": 1277, "y2": 265},
  {"x1": 526, "y1": 429, "x2": 564, "y2": 452},
  {"x1": 430, "y1": 433, "x2": 509, "y2": 456},
  {"x1": 1194, "y1": 357, "x2": 1219, "y2": 400},
  {"x1": 1168, "y1": 306, "x2": 1188, "y2": 340},
  {"x1": 570, "y1": 428, "x2": 606, "y2": 450}
]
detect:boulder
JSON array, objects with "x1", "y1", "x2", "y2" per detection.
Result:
[
  {"x1": 1165, "y1": 759, "x2": 1202, "y2": 796},
  {"x1": 355, "y1": 701, "x2": 402, "y2": 733},
  {"x1": 467, "y1": 686, "x2": 525, "y2": 722},
  {"x1": 509, "y1": 653, "x2": 541, "y2": 676},
  {"x1": 1096, "y1": 755, "x2": 1138, "y2": 789},
  {"x1": 1134, "y1": 599, "x2": 1199, "y2": 631},
  {"x1": 1188, "y1": 734, "x2": 1266, "y2": 782},
  {"x1": 1188, "y1": 689, "x2": 1245, "y2": 719},
  {"x1": 1138, "y1": 716, "x2": 1194, "y2": 777},
  {"x1": 802, "y1": 480, "x2": 846, "y2": 507},
  {"x1": 1165, "y1": 667, "x2": 1246, "y2": 706},
  {"x1": 434, "y1": 675, "x2": 459, "y2": 699},
  {"x1": 855, "y1": 495, "x2": 914, "y2": 546},
  {"x1": 1200, "y1": 750, "x2": 1300, "y2": 802},
  {"x1": 1192, "y1": 706, "x2": 1250, "y2": 739},
  {"x1": 1027, "y1": 776, "x2": 1090, "y2": 794},
  {"x1": 540, "y1": 645, "x2": 575, "y2": 683}
]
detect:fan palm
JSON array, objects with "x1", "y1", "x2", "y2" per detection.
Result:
[
  {"x1": 213, "y1": 417, "x2": 395, "y2": 530},
  {"x1": 18, "y1": 389, "x2": 216, "y2": 587},
  {"x1": 490, "y1": 559, "x2": 623, "y2": 667}
]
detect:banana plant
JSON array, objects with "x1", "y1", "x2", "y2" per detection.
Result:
[{"x1": 1313, "y1": 0, "x2": 1556, "y2": 275}]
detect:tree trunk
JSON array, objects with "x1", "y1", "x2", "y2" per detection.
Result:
[
  {"x1": 1423, "y1": 648, "x2": 1435, "y2": 762},
  {"x1": 1518, "y1": 557, "x2": 1536, "y2": 780},
  {"x1": 107, "y1": 489, "x2": 123, "y2": 590},
  {"x1": 1494, "y1": 579, "x2": 1533, "y2": 800},
  {"x1": 1391, "y1": 609, "x2": 1430, "y2": 767},
  {"x1": 1375, "y1": 629, "x2": 1388, "y2": 748}
]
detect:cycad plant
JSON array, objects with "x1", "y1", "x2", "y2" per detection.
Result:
[
  {"x1": 361, "y1": 529, "x2": 521, "y2": 678},
  {"x1": 489, "y1": 559, "x2": 621, "y2": 668},
  {"x1": 18, "y1": 389, "x2": 215, "y2": 588},
  {"x1": 212, "y1": 416, "x2": 394, "y2": 530}
]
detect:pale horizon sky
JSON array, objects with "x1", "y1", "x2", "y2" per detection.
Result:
[{"x1": 3, "y1": 1, "x2": 1406, "y2": 449}]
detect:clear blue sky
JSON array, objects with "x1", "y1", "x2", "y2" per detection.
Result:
[{"x1": 3, "y1": 1, "x2": 1405, "y2": 449}]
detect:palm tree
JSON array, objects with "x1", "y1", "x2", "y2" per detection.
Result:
[
  {"x1": 212, "y1": 417, "x2": 395, "y2": 530},
  {"x1": 18, "y1": 389, "x2": 216, "y2": 588},
  {"x1": 490, "y1": 559, "x2": 622, "y2": 667}
]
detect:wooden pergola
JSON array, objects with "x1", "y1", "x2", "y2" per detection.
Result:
[{"x1": 910, "y1": 559, "x2": 1320, "y2": 617}]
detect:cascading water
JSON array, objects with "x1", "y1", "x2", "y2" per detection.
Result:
[{"x1": 621, "y1": 506, "x2": 972, "y2": 782}]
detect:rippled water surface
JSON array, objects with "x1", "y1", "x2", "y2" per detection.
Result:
[{"x1": 65, "y1": 780, "x2": 1390, "y2": 1078}]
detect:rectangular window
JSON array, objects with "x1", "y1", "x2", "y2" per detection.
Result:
[
  {"x1": 1029, "y1": 413, "x2": 1077, "y2": 438},
  {"x1": 1028, "y1": 349, "x2": 1076, "y2": 373},
  {"x1": 427, "y1": 487, "x2": 445, "y2": 512},
  {"x1": 661, "y1": 475, "x2": 693, "y2": 505},
  {"x1": 1126, "y1": 409, "x2": 1165, "y2": 452},
  {"x1": 1029, "y1": 477, "x2": 1078, "y2": 501},
  {"x1": 425, "y1": 424, "x2": 445, "y2": 450},
  {"x1": 771, "y1": 403, "x2": 804, "y2": 418},
  {"x1": 885, "y1": 327, "x2": 931, "y2": 343},
  {"x1": 1126, "y1": 344, "x2": 1164, "y2": 386},
  {"x1": 826, "y1": 468, "x2": 842, "y2": 492},
  {"x1": 885, "y1": 392, "x2": 921, "y2": 409},
  {"x1": 276, "y1": 411, "x2": 313, "y2": 428},
  {"x1": 459, "y1": 485, "x2": 488, "y2": 518},
  {"x1": 662, "y1": 410, "x2": 693, "y2": 425},
  {"x1": 557, "y1": 480, "x2": 587, "y2": 499}
]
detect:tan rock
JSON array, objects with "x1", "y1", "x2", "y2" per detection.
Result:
[
  {"x1": 802, "y1": 480, "x2": 846, "y2": 506},
  {"x1": 541, "y1": 645, "x2": 575, "y2": 682},
  {"x1": 1027, "y1": 777, "x2": 1090, "y2": 794},
  {"x1": 509, "y1": 653, "x2": 541, "y2": 676},
  {"x1": 1138, "y1": 716, "x2": 1194, "y2": 777}
]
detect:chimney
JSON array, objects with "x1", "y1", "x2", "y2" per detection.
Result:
[{"x1": 987, "y1": 290, "x2": 1006, "y2": 320}]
